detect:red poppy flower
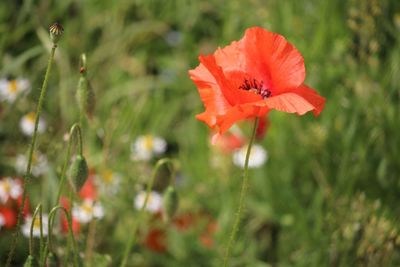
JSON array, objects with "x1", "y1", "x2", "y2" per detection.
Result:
[
  {"x1": 60, "y1": 197, "x2": 81, "y2": 234},
  {"x1": 79, "y1": 170, "x2": 97, "y2": 200},
  {"x1": 0, "y1": 206, "x2": 17, "y2": 229},
  {"x1": 144, "y1": 228, "x2": 167, "y2": 253},
  {"x1": 189, "y1": 27, "x2": 325, "y2": 142}
]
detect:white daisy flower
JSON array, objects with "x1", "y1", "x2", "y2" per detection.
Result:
[
  {"x1": 0, "y1": 177, "x2": 22, "y2": 204},
  {"x1": 72, "y1": 199, "x2": 104, "y2": 224},
  {"x1": 15, "y1": 152, "x2": 49, "y2": 177},
  {"x1": 95, "y1": 169, "x2": 121, "y2": 195},
  {"x1": 134, "y1": 191, "x2": 162, "y2": 213},
  {"x1": 131, "y1": 135, "x2": 167, "y2": 161},
  {"x1": 0, "y1": 78, "x2": 30, "y2": 103},
  {"x1": 232, "y1": 144, "x2": 268, "y2": 169},
  {"x1": 20, "y1": 112, "x2": 46, "y2": 136},
  {"x1": 22, "y1": 214, "x2": 49, "y2": 238}
]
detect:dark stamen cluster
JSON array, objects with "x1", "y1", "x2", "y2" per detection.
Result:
[{"x1": 239, "y1": 78, "x2": 272, "y2": 99}]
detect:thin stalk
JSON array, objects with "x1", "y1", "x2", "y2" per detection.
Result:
[
  {"x1": 42, "y1": 206, "x2": 79, "y2": 267},
  {"x1": 120, "y1": 158, "x2": 175, "y2": 267},
  {"x1": 63, "y1": 188, "x2": 74, "y2": 266},
  {"x1": 223, "y1": 117, "x2": 259, "y2": 267},
  {"x1": 55, "y1": 123, "x2": 83, "y2": 204},
  {"x1": 6, "y1": 44, "x2": 57, "y2": 267},
  {"x1": 84, "y1": 218, "x2": 97, "y2": 266},
  {"x1": 29, "y1": 204, "x2": 43, "y2": 257}
]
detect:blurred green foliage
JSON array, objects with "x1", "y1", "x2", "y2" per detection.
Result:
[{"x1": 0, "y1": 0, "x2": 400, "y2": 266}]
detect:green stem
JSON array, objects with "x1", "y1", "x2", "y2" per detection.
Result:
[
  {"x1": 42, "y1": 206, "x2": 79, "y2": 267},
  {"x1": 6, "y1": 45, "x2": 57, "y2": 267},
  {"x1": 55, "y1": 123, "x2": 83, "y2": 204},
  {"x1": 85, "y1": 217, "x2": 97, "y2": 267},
  {"x1": 223, "y1": 117, "x2": 259, "y2": 267},
  {"x1": 29, "y1": 204, "x2": 42, "y2": 257},
  {"x1": 119, "y1": 158, "x2": 175, "y2": 267}
]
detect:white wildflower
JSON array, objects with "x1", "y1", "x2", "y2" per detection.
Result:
[
  {"x1": 0, "y1": 177, "x2": 22, "y2": 204},
  {"x1": 131, "y1": 135, "x2": 167, "y2": 161},
  {"x1": 232, "y1": 144, "x2": 268, "y2": 169},
  {"x1": 72, "y1": 199, "x2": 104, "y2": 224},
  {"x1": 134, "y1": 191, "x2": 162, "y2": 213},
  {"x1": 20, "y1": 112, "x2": 46, "y2": 136}
]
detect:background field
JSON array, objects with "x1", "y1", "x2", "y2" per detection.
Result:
[{"x1": 1, "y1": 0, "x2": 400, "y2": 266}]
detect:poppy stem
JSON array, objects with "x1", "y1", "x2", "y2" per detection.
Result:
[
  {"x1": 223, "y1": 117, "x2": 259, "y2": 267},
  {"x1": 119, "y1": 158, "x2": 175, "y2": 267},
  {"x1": 6, "y1": 44, "x2": 57, "y2": 267}
]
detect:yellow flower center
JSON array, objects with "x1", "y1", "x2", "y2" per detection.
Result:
[
  {"x1": 1, "y1": 180, "x2": 11, "y2": 193},
  {"x1": 82, "y1": 202, "x2": 93, "y2": 214},
  {"x1": 102, "y1": 170, "x2": 114, "y2": 184},
  {"x1": 144, "y1": 135, "x2": 154, "y2": 151},
  {"x1": 33, "y1": 217, "x2": 42, "y2": 230},
  {"x1": 26, "y1": 112, "x2": 36, "y2": 123},
  {"x1": 8, "y1": 80, "x2": 18, "y2": 94}
]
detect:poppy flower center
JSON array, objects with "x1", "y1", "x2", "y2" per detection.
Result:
[{"x1": 239, "y1": 78, "x2": 272, "y2": 99}]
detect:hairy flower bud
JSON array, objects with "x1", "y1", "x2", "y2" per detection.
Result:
[
  {"x1": 162, "y1": 186, "x2": 179, "y2": 222},
  {"x1": 69, "y1": 155, "x2": 89, "y2": 191},
  {"x1": 76, "y1": 71, "x2": 96, "y2": 120},
  {"x1": 49, "y1": 23, "x2": 64, "y2": 45}
]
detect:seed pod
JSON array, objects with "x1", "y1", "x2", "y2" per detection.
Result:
[
  {"x1": 162, "y1": 186, "x2": 179, "y2": 222},
  {"x1": 49, "y1": 23, "x2": 64, "y2": 45},
  {"x1": 76, "y1": 69, "x2": 96, "y2": 120},
  {"x1": 23, "y1": 255, "x2": 36, "y2": 267},
  {"x1": 69, "y1": 155, "x2": 89, "y2": 191}
]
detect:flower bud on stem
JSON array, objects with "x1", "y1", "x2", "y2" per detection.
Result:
[{"x1": 6, "y1": 23, "x2": 62, "y2": 267}]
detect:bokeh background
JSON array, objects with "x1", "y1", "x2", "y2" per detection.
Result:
[{"x1": 1, "y1": 0, "x2": 400, "y2": 266}]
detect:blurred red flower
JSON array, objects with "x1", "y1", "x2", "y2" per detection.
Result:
[
  {"x1": 79, "y1": 170, "x2": 97, "y2": 200},
  {"x1": 189, "y1": 26, "x2": 325, "y2": 141},
  {"x1": 214, "y1": 131, "x2": 245, "y2": 153},
  {"x1": 16, "y1": 194, "x2": 30, "y2": 218},
  {"x1": 255, "y1": 116, "x2": 270, "y2": 141},
  {"x1": 60, "y1": 197, "x2": 81, "y2": 235},
  {"x1": 0, "y1": 207, "x2": 17, "y2": 229},
  {"x1": 145, "y1": 228, "x2": 167, "y2": 253}
]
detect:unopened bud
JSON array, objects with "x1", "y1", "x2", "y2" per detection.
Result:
[
  {"x1": 69, "y1": 155, "x2": 89, "y2": 191},
  {"x1": 76, "y1": 73, "x2": 96, "y2": 120},
  {"x1": 49, "y1": 22, "x2": 64, "y2": 44},
  {"x1": 162, "y1": 186, "x2": 179, "y2": 222}
]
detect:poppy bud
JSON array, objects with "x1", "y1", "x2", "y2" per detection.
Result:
[
  {"x1": 162, "y1": 186, "x2": 179, "y2": 222},
  {"x1": 23, "y1": 255, "x2": 35, "y2": 267},
  {"x1": 69, "y1": 155, "x2": 89, "y2": 191},
  {"x1": 49, "y1": 23, "x2": 64, "y2": 45},
  {"x1": 76, "y1": 71, "x2": 96, "y2": 120}
]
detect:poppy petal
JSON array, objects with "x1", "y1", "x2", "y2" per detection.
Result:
[
  {"x1": 198, "y1": 55, "x2": 239, "y2": 105},
  {"x1": 243, "y1": 27, "x2": 305, "y2": 93},
  {"x1": 258, "y1": 92, "x2": 318, "y2": 115},
  {"x1": 294, "y1": 84, "x2": 326, "y2": 116},
  {"x1": 216, "y1": 103, "x2": 268, "y2": 136},
  {"x1": 214, "y1": 40, "x2": 246, "y2": 72}
]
